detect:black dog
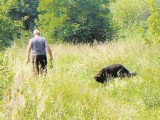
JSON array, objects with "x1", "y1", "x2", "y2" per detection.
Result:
[{"x1": 94, "y1": 64, "x2": 136, "y2": 84}]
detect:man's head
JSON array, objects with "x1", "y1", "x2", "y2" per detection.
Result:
[{"x1": 33, "y1": 29, "x2": 40, "y2": 36}]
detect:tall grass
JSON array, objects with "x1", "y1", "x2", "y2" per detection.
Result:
[{"x1": 1, "y1": 39, "x2": 160, "y2": 120}]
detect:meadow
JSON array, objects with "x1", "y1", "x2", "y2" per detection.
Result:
[{"x1": 0, "y1": 39, "x2": 160, "y2": 120}]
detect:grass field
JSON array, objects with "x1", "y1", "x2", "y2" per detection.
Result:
[{"x1": 0, "y1": 39, "x2": 160, "y2": 120}]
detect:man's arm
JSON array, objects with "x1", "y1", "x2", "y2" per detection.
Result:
[
  {"x1": 26, "y1": 41, "x2": 32, "y2": 63},
  {"x1": 45, "y1": 42, "x2": 53, "y2": 60}
]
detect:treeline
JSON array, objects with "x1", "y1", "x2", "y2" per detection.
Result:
[{"x1": 0, "y1": 0, "x2": 159, "y2": 50}]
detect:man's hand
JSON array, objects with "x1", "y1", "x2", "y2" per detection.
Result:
[
  {"x1": 26, "y1": 58, "x2": 30, "y2": 64},
  {"x1": 50, "y1": 56, "x2": 53, "y2": 61},
  {"x1": 50, "y1": 58, "x2": 53, "y2": 69}
]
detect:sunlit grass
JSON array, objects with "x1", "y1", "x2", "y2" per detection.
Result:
[{"x1": 1, "y1": 39, "x2": 160, "y2": 120}]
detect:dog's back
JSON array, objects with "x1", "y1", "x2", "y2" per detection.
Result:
[
  {"x1": 94, "y1": 64, "x2": 136, "y2": 84},
  {"x1": 104, "y1": 64, "x2": 129, "y2": 77}
]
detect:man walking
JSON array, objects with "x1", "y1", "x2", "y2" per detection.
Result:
[{"x1": 27, "y1": 29, "x2": 53, "y2": 75}]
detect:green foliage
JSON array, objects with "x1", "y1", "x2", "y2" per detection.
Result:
[
  {"x1": 9, "y1": 0, "x2": 39, "y2": 30},
  {"x1": 110, "y1": 0, "x2": 150, "y2": 28},
  {"x1": 61, "y1": 0, "x2": 114, "y2": 43},
  {"x1": 0, "y1": 0, "x2": 23, "y2": 51},
  {"x1": 147, "y1": 0, "x2": 160, "y2": 43},
  {"x1": 109, "y1": 0, "x2": 159, "y2": 45},
  {"x1": 14, "y1": 30, "x2": 32, "y2": 47},
  {"x1": 110, "y1": 0, "x2": 150, "y2": 42},
  {"x1": 37, "y1": 0, "x2": 115, "y2": 43}
]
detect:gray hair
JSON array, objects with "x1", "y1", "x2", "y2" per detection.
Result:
[{"x1": 33, "y1": 29, "x2": 40, "y2": 35}]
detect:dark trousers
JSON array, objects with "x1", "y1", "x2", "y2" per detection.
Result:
[{"x1": 32, "y1": 55, "x2": 47, "y2": 75}]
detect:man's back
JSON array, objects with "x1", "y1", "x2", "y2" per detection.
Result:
[{"x1": 30, "y1": 36, "x2": 46, "y2": 55}]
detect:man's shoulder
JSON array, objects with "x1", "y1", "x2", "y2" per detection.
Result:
[
  {"x1": 40, "y1": 37, "x2": 46, "y2": 41},
  {"x1": 30, "y1": 36, "x2": 46, "y2": 41}
]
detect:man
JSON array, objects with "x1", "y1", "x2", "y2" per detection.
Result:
[{"x1": 27, "y1": 29, "x2": 53, "y2": 75}]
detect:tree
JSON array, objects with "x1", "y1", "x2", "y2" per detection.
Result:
[
  {"x1": 110, "y1": 0, "x2": 151, "y2": 28},
  {"x1": 9, "y1": 0, "x2": 39, "y2": 30},
  {"x1": 37, "y1": 0, "x2": 115, "y2": 43},
  {"x1": 62, "y1": 0, "x2": 114, "y2": 43},
  {"x1": 37, "y1": 0, "x2": 68, "y2": 43},
  {"x1": 0, "y1": 0, "x2": 23, "y2": 51}
]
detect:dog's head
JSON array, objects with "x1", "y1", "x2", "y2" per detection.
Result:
[
  {"x1": 94, "y1": 70, "x2": 106, "y2": 83},
  {"x1": 130, "y1": 72, "x2": 137, "y2": 77},
  {"x1": 127, "y1": 71, "x2": 137, "y2": 77}
]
